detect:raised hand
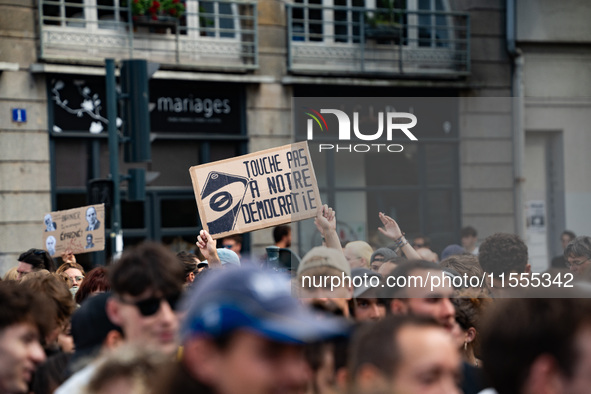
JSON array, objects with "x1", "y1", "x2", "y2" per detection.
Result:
[
  {"x1": 377, "y1": 212, "x2": 403, "y2": 240},
  {"x1": 314, "y1": 204, "x2": 336, "y2": 236},
  {"x1": 61, "y1": 249, "x2": 77, "y2": 264},
  {"x1": 196, "y1": 229, "x2": 219, "y2": 265},
  {"x1": 377, "y1": 212, "x2": 420, "y2": 261}
]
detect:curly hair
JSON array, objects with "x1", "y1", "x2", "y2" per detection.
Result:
[
  {"x1": 440, "y1": 254, "x2": 483, "y2": 279},
  {"x1": 564, "y1": 236, "x2": 591, "y2": 260},
  {"x1": 452, "y1": 289, "x2": 492, "y2": 358},
  {"x1": 478, "y1": 233, "x2": 528, "y2": 276}
]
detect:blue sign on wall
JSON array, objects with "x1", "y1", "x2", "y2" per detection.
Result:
[{"x1": 12, "y1": 108, "x2": 27, "y2": 123}]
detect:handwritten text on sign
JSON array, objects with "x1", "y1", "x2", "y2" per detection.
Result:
[
  {"x1": 189, "y1": 142, "x2": 321, "y2": 238},
  {"x1": 42, "y1": 204, "x2": 105, "y2": 257}
]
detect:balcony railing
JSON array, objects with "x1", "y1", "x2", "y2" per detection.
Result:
[
  {"x1": 38, "y1": 0, "x2": 257, "y2": 71},
  {"x1": 286, "y1": 3, "x2": 469, "y2": 77}
]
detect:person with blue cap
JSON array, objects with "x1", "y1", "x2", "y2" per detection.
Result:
[
  {"x1": 196, "y1": 229, "x2": 241, "y2": 268},
  {"x1": 155, "y1": 268, "x2": 346, "y2": 394}
]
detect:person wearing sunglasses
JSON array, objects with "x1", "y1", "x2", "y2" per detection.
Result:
[
  {"x1": 220, "y1": 234, "x2": 243, "y2": 258},
  {"x1": 106, "y1": 242, "x2": 185, "y2": 357},
  {"x1": 564, "y1": 235, "x2": 591, "y2": 277},
  {"x1": 154, "y1": 268, "x2": 347, "y2": 394}
]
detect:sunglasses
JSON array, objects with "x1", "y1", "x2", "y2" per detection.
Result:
[{"x1": 118, "y1": 293, "x2": 181, "y2": 317}]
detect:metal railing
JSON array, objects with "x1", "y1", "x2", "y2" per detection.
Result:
[
  {"x1": 38, "y1": 0, "x2": 258, "y2": 70},
  {"x1": 286, "y1": 3, "x2": 469, "y2": 76}
]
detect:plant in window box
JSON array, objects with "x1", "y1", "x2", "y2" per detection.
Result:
[
  {"x1": 198, "y1": 5, "x2": 215, "y2": 36},
  {"x1": 365, "y1": 0, "x2": 404, "y2": 43},
  {"x1": 127, "y1": 0, "x2": 186, "y2": 22}
]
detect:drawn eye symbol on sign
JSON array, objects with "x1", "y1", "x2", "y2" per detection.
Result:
[{"x1": 200, "y1": 171, "x2": 250, "y2": 234}]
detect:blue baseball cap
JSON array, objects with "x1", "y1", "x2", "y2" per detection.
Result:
[
  {"x1": 181, "y1": 268, "x2": 347, "y2": 344},
  {"x1": 202, "y1": 248, "x2": 241, "y2": 267}
]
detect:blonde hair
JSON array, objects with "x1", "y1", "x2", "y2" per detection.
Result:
[
  {"x1": 86, "y1": 346, "x2": 167, "y2": 394},
  {"x1": 345, "y1": 241, "x2": 374, "y2": 268},
  {"x1": 56, "y1": 261, "x2": 85, "y2": 276},
  {"x1": 3, "y1": 266, "x2": 19, "y2": 281}
]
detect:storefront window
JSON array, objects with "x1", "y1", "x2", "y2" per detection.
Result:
[{"x1": 49, "y1": 75, "x2": 247, "y2": 263}]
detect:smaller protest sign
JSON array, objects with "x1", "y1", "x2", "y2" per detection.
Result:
[
  {"x1": 42, "y1": 204, "x2": 105, "y2": 257},
  {"x1": 189, "y1": 142, "x2": 321, "y2": 238}
]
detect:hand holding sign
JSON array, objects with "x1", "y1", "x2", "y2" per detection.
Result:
[
  {"x1": 42, "y1": 204, "x2": 105, "y2": 257},
  {"x1": 61, "y1": 249, "x2": 77, "y2": 264},
  {"x1": 196, "y1": 229, "x2": 221, "y2": 267},
  {"x1": 189, "y1": 142, "x2": 321, "y2": 238}
]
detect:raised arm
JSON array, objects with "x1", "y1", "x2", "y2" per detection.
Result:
[
  {"x1": 377, "y1": 212, "x2": 421, "y2": 261},
  {"x1": 314, "y1": 204, "x2": 342, "y2": 251},
  {"x1": 196, "y1": 229, "x2": 222, "y2": 268},
  {"x1": 61, "y1": 249, "x2": 77, "y2": 264}
]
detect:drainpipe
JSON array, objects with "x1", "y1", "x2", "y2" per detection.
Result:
[{"x1": 507, "y1": 0, "x2": 525, "y2": 238}]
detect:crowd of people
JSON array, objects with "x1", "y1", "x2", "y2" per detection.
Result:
[{"x1": 1, "y1": 204, "x2": 591, "y2": 394}]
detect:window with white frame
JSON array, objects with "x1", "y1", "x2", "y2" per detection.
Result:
[
  {"x1": 333, "y1": 0, "x2": 364, "y2": 43},
  {"x1": 41, "y1": 0, "x2": 243, "y2": 39},
  {"x1": 292, "y1": 0, "x2": 324, "y2": 42},
  {"x1": 42, "y1": 0, "x2": 86, "y2": 27},
  {"x1": 198, "y1": 1, "x2": 237, "y2": 38},
  {"x1": 415, "y1": 0, "x2": 451, "y2": 47},
  {"x1": 289, "y1": 0, "x2": 453, "y2": 47}
]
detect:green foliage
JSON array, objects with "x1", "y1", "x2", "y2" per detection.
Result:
[
  {"x1": 366, "y1": 0, "x2": 403, "y2": 28},
  {"x1": 127, "y1": 0, "x2": 186, "y2": 20}
]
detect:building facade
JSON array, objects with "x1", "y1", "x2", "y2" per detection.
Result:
[{"x1": 1, "y1": 0, "x2": 585, "y2": 273}]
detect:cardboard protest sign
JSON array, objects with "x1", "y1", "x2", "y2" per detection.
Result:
[
  {"x1": 190, "y1": 142, "x2": 321, "y2": 238},
  {"x1": 42, "y1": 204, "x2": 106, "y2": 257}
]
